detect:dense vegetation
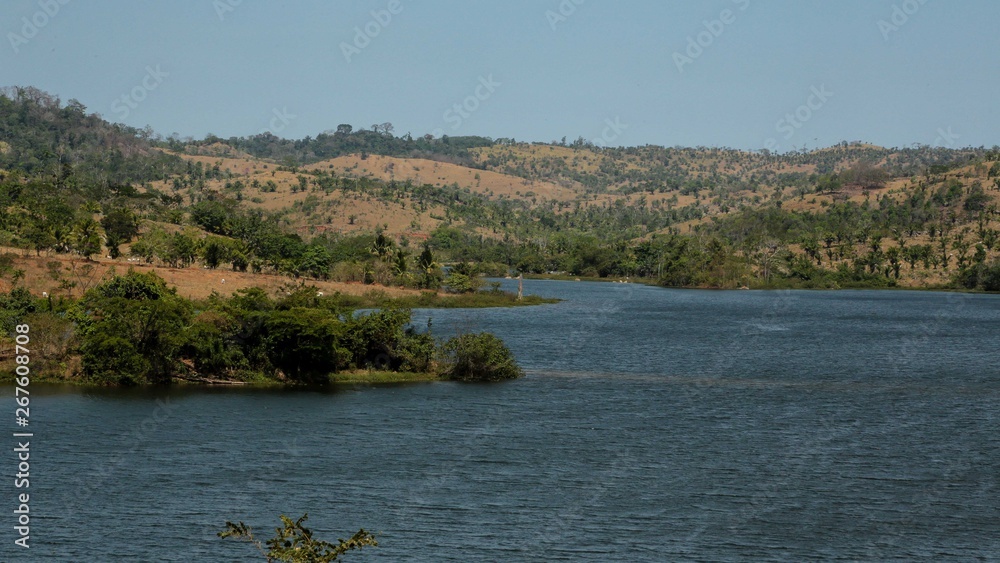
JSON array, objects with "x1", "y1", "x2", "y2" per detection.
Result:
[
  {"x1": 0, "y1": 270, "x2": 524, "y2": 385},
  {"x1": 183, "y1": 124, "x2": 496, "y2": 167}
]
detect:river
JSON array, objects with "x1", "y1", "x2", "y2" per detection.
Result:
[{"x1": 5, "y1": 280, "x2": 1000, "y2": 561}]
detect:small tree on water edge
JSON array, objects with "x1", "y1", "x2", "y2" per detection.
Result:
[
  {"x1": 219, "y1": 513, "x2": 377, "y2": 562},
  {"x1": 441, "y1": 332, "x2": 524, "y2": 382}
]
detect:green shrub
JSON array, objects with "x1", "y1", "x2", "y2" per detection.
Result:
[
  {"x1": 345, "y1": 307, "x2": 430, "y2": 371},
  {"x1": 956, "y1": 261, "x2": 1000, "y2": 291},
  {"x1": 181, "y1": 312, "x2": 249, "y2": 375},
  {"x1": 81, "y1": 333, "x2": 149, "y2": 385},
  {"x1": 441, "y1": 332, "x2": 523, "y2": 382},
  {"x1": 264, "y1": 308, "x2": 351, "y2": 383},
  {"x1": 80, "y1": 272, "x2": 191, "y2": 384}
]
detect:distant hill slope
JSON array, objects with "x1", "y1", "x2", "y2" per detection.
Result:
[
  {"x1": 1, "y1": 86, "x2": 999, "y2": 294},
  {"x1": 0, "y1": 86, "x2": 183, "y2": 187}
]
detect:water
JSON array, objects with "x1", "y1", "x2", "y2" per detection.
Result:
[{"x1": 4, "y1": 281, "x2": 1000, "y2": 561}]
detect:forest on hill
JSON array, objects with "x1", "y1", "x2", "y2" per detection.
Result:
[{"x1": 1, "y1": 85, "x2": 999, "y2": 303}]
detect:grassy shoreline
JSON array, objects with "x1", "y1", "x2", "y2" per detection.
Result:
[{"x1": 329, "y1": 370, "x2": 443, "y2": 384}]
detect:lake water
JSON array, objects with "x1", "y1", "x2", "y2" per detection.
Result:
[{"x1": 4, "y1": 280, "x2": 1000, "y2": 561}]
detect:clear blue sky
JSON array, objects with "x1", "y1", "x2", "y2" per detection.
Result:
[{"x1": 3, "y1": 0, "x2": 998, "y2": 151}]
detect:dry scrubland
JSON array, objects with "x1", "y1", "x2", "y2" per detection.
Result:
[{"x1": 0, "y1": 249, "x2": 422, "y2": 301}]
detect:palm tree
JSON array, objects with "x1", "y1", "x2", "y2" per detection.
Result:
[{"x1": 71, "y1": 218, "x2": 103, "y2": 260}]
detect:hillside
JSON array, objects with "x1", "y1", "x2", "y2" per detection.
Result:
[{"x1": 1, "y1": 86, "x2": 999, "y2": 299}]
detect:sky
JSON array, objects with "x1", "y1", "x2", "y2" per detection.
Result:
[{"x1": 2, "y1": 0, "x2": 999, "y2": 151}]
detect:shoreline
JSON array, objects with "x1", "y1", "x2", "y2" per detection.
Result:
[
  {"x1": 522, "y1": 273, "x2": 997, "y2": 294},
  {"x1": 0, "y1": 370, "x2": 446, "y2": 388}
]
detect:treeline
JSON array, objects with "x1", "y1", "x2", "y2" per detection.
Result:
[
  {"x1": 0, "y1": 270, "x2": 523, "y2": 385},
  {"x1": 474, "y1": 141, "x2": 990, "y2": 195},
  {"x1": 0, "y1": 87, "x2": 185, "y2": 188},
  {"x1": 179, "y1": 125, "x2": 497, "y2": 167}
]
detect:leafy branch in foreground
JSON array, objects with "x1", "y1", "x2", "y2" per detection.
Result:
[{"x1": 219, "y1": 513, "x2": 377, "y2": 562}]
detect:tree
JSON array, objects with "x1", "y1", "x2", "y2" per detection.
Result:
[
  {"x1": 190, "y1": 200, "x2": 231, "y2": 235},
  {"x1": 71, "y1": 218, "x2": 103, "y2": 259},
  {"x1": 80, "y1": 271, "x2": 191, "y2": 384},
  {"x1": 298, "y1": 245, "x2": 333, "y2": 279},
  {"x1": 167, "y1": 232, "x2": 200, "y2": 268},
  {"x1": 344, "y1": 307, "x2": 432, "y2": 371},
  {"x1": 885, "y1": 246, "x2": 902, "y2": 278},
  {"x1": 219, "y1": 514, "x2": 376, "y2": 562},
  {"x1": 265, "y1": 308, "x2": 350, "y2": 383},
  {"x1": 22, "y1": 218, "x2": 56, "y2": 256},
  {"x1": 101, "y1": 208, "x2": 140, "y2": 259},
  {"x1": 416, "y1": 244, "x2": 441, "y2": 289},
  {"x1": 441, "y1": 332, "x2": 523, "y2": 382},
  {"x1": 202, "y1": 239, "x2": 226, "y2": 269},
  {"x1": 370, "y1": 232, "x2": 393, "y2": 261},
  {"x1": 752, "y1": 239, "x2": 784, "y2": 283}
]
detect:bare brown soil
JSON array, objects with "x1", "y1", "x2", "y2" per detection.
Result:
[{"x1": 0, "y1": 250, "x2": 422, "y2": 300}]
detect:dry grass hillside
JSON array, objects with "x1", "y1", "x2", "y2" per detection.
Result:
[{"x1": 0, "y1": 249, "x2": 422, "y2": 301}]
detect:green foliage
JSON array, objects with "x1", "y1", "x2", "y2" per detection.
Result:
[
  {"x1": 80, "y1": 333, "x2": 149, "y2": 385},
  {"x1": 219, "y1": 513, "x2": 377, "y2": 562},
  {"x1": 441, "y1": 332, "x2": 523, "y2": 382},
  {"x1": 964, "y1": 184, "x2": 990, "y2": 213},
  {"x1": 0, "y1": 286, "x2": 38, "y2": 334},
  {"x1": 190, "y1": 200, "x2": 233, "y2": 235},
  {"x1": 264, "y1": 308, "x2": 351, "y2": 383},
  {"x1": 180, "y1": 311, "x2": 249, "y2": 375},
  {"x1": 443, "y1": 272, "x2": 479, "y2": 293},
  {"x1": 297, "y1": 244, "x2": 333, "y2": 279},
  {"x1": 71, "y1": 218, "x2": 103, "y2": 259},
  {"x1": 100, "y1": 207, "x2": 140, "y2": 259},
  {"x1": 80, "y1": 271, "x2": 190, "y2": 384},
  {"x1": 344, "y1": 307, "x2": 432, "y2": 371},
  {"x1": 95, "y1": 269, "x2": 171, "y2": 300},
  {"x1": 955, "y1": 260, "x2": 1000, "y2": 291}
]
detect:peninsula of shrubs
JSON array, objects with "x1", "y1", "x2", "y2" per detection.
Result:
[{"x1": 0, "y1": 270, "x2": 525, "y2": 386}]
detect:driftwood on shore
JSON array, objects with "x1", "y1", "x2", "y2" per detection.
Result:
[
  {"x1": 171, "y1": 373, "x2": 248, "y2": 385},
  {"x1": 175, "y1": 360, "x2": 248, "y2": 385}
]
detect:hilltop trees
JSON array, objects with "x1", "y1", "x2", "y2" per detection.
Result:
[{"x1": 1, "y1": 87, "x2": 998, "y2": 293}]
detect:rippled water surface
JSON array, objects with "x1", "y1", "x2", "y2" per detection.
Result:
[{"x1": 5, "y1": 281, "x2": 1000, "y2": 561}]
